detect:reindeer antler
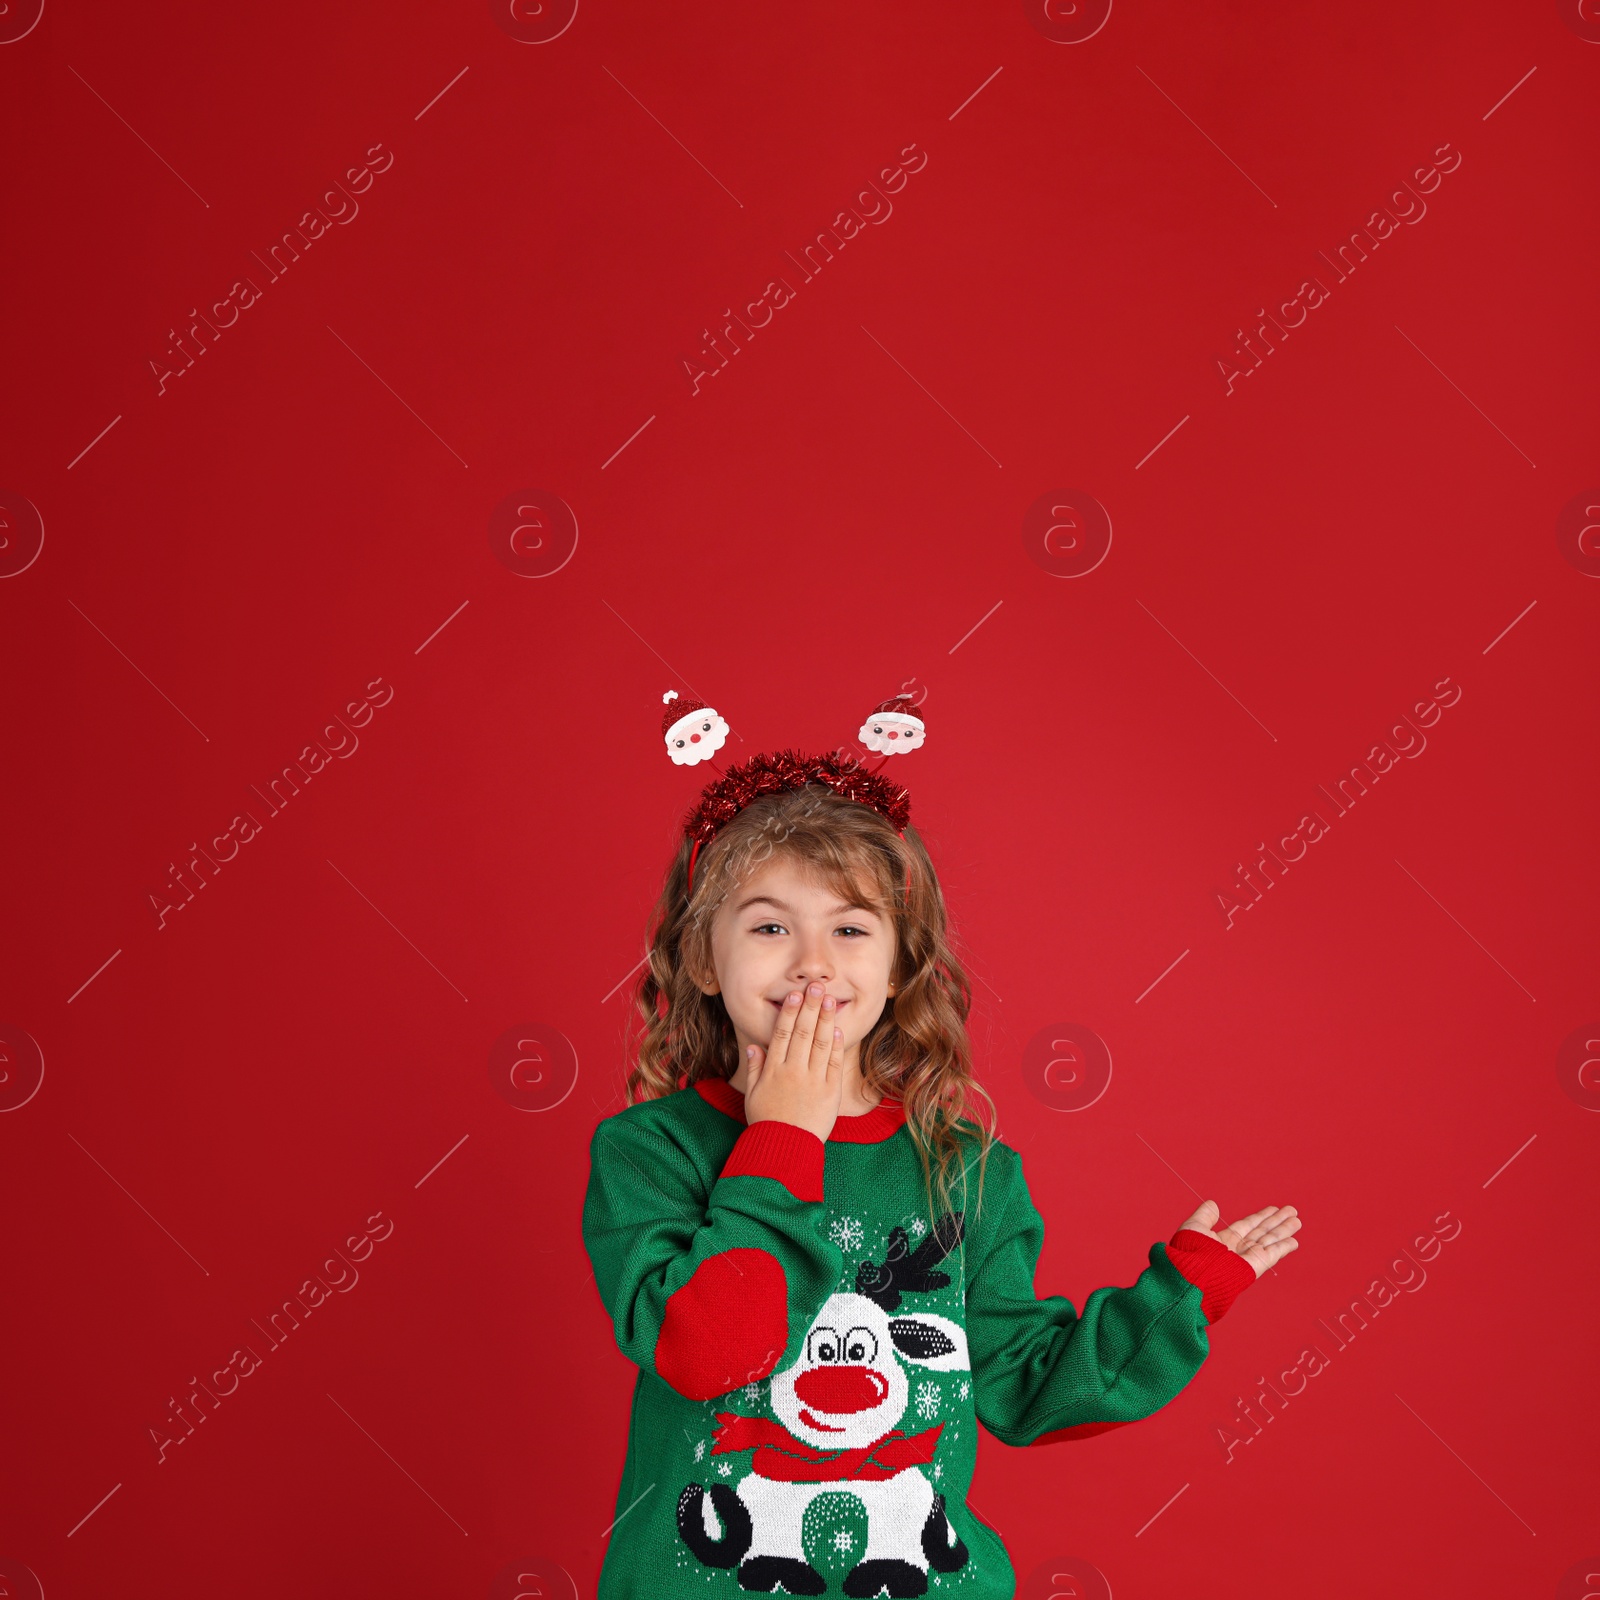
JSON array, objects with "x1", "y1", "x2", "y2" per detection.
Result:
[{"x1": 855, "y1": 1211, "x2": 965, "y2": 1312}]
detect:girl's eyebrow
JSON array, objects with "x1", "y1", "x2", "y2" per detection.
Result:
[{"x1": 734, "y1": 894, "x2": 880, "y2": 917}]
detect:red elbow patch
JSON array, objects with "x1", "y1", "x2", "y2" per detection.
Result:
[
  {"x1": 1028, "y1": 1419, "x2": 1133, "y2": 1446},
  {"x1": 655, "y1": 1248, "x2": 790, "y2": 1401}
]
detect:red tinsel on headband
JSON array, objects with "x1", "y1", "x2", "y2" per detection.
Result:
[
  {"x1": 658, "y1": 690, "x2": 929, "y2": 899},
  {"x1": 682, "y1": 749, "x2": 911, "y2": 847},
  {"x1": 681, "y1": 749, "x2": 915, "y2": 897}
]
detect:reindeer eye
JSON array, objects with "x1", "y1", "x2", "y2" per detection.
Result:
[
  {"x1": 843, "y1": 1326, "x2": 878, "y2": 1364},
  {"x1": 806, "y1": 1325, "x2": 843, "y2": 1365}
]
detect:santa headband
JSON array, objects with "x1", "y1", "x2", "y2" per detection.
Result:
[{"x1": 659, "y1": 688, "x2": 928, "y2": 896}]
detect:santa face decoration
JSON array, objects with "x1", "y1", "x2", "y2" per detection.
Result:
[
  {"x1": 859, "y1": 711, "x2": 925, "y2": 756},
  {"x1": 664, "y1": 705, "x2": 729, "y2": 766}
]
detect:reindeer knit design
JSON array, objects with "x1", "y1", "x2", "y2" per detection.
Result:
[{"x1": 582, "y1": 1077, "x2": 1255, "y2": 1599}]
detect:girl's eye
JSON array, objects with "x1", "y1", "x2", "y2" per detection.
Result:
[{"x1": 751, "y1": 924, "x2": 868, "y2": 937}]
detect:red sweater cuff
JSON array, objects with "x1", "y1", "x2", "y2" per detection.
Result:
[
  {"x1": 1165, "y1": 1228, "x2": 1257, "y2": 1324},
  {"x1": 719, "y1": 1119, "x2": 826, "y2": 1203}
]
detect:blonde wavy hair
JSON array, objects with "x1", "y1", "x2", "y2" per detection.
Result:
[{"x1": 624, "y1": 780, "x2": 1000, "y2": 1229}]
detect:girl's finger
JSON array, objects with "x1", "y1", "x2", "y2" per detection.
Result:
[
  {"x1": 1225, "y1": 1206, "x2": 1294, "y2": 1248},
  {"x1": 1243, "y1": 1210, "x2": 1299, "y2": 1248},
  {"x1": 790, "y1": 985, "x2": 823, "y2": 1066},
  {"x1": 810, "y1": 997, "x2": 839, "y2": 1071},
  {"x1": 767, "y1": 990, "x2": 803, "y2": 1066},
  {"x1": 826, "y1": 1019, "x2": 844, "y2": 1083},
  {"x1": 1229, "y1": 1206, "x2": 1280, "y2": 1234}
]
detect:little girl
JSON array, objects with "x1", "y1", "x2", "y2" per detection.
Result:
[{"x1": 583, "y1": 732, "x2": 1300, "y2": 1600}]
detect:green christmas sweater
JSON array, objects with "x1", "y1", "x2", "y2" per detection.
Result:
[{"x1": 581, "y1": 1076, "x2": 1255, "y2": 1599}]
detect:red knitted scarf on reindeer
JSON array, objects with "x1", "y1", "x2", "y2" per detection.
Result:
[{"x1": 711, "y1": 1411, "x2": 944, "y2": 1482}]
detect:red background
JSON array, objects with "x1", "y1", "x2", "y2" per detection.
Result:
[{"x1": 3, "y1": 1, "x2": 1597, "y2": 1596}]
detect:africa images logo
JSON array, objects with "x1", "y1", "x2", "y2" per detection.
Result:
[
  {"x1": 147, "y1": 143, "x2": 395, "y2": 395},
  {"x1": 679, "y1": 144, "x2": 929, "y2": 395},
  {"x1": 1213, "y1": 142, "x2": 1462, "y2": 394}
]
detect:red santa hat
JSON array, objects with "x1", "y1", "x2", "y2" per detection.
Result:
[
  {"x1": 661, "y1": 689, "x2": 713, "y2": 741},
  {"x1": 859, "y1": 692, "x2": 926, "y2": 749}
]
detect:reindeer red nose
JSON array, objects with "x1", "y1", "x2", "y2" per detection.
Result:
[{"x1": 794, "y1": 1366, "x2": 888, "y2": 1415}]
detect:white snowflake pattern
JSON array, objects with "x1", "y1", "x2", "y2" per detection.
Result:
[
  {"x1": 832, "y1": 1529, "x2": 855, "y2": 1555},
  {"x1": 829, "y1": 1215, "x2": 865, "y2": 1252},
  {"x1": 914, "y1": 1380, "x2": 942, "y2": 1420},
  {"x1": 957, "y1": 1378, "x2": 970, "y2": 1401},
  {"x1": 907, "y1": 1217, "x2": 927, "y2": 1240},
  {"x1": 933, "y1": 1459, "x2": 943, "y2": 1481},
  {"x1": 694, "y1": 1438, "x2": 706, "y2": 1461},
  {"x1": 742, "y1": 1381, "x2": 765, "y2": 1404},
  {"x1": 717, "y1": 1460, "x2": 734, "y2": 1476}
]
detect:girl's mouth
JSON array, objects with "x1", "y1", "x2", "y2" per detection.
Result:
[{"x1": 768, "y1": 998, "x2": 849, "y2": 1012}]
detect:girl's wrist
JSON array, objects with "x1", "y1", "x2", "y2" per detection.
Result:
[{"x1": 1165, "y1": 1228, "x2": 1257, "y2": 1324}]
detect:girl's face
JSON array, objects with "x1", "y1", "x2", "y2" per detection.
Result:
[{"x1": 701, "y1": 854, "x2": 896, "y2": 1067}]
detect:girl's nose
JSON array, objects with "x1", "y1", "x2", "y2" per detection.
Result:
[{"x1": 794, "y1": 1366, "x2": 888, "y2": 1415}]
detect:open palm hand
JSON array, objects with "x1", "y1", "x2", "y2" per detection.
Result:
[{"x1": 1177, "y1": 1199, "x2": 1301, "y2": 1279}]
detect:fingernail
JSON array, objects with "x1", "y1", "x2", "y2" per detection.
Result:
[
  {"x1": 746, "y1": 1045, "x2": 756, "y2": 1059},
  {"x1": 834, "y1": 1027, "x2": 842, "y2": 1040},
  {"x1": 822, "y1": 996, "x2": 835, "y2": 1010},
  {"x1": 807, "y1": 983, "x2": 823, "y2": 997},
  {"x1": 785, "y1": 993, "x2": 800, "y2": 1006}
]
